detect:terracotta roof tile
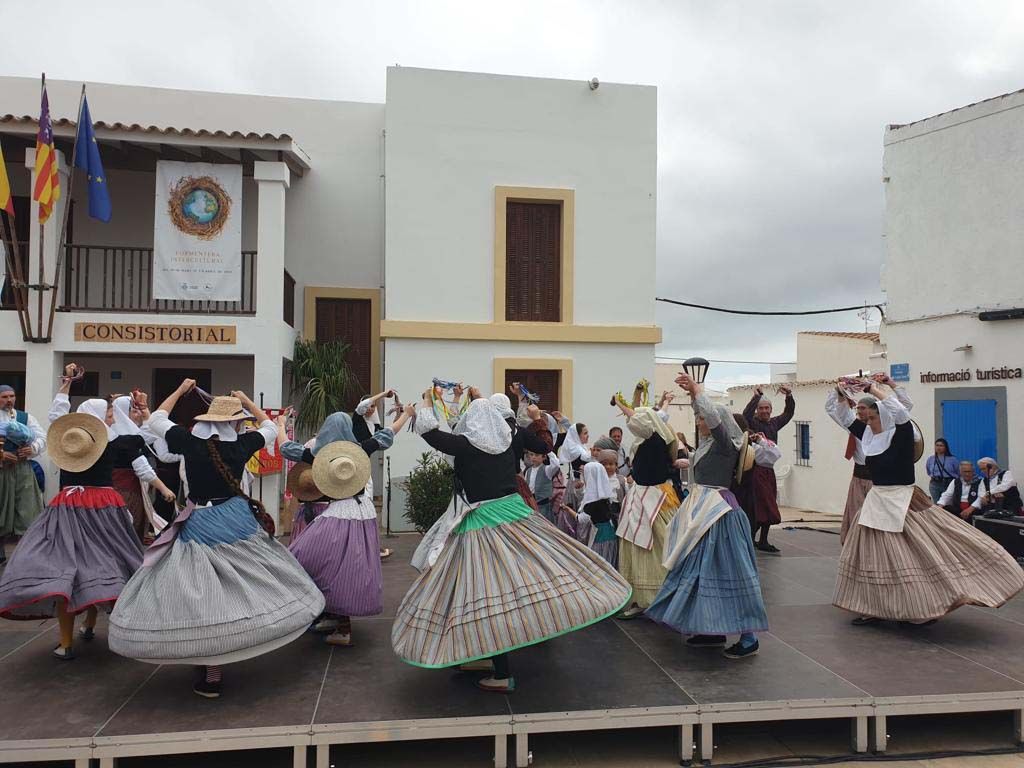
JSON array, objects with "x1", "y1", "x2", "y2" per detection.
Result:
[
  {"x1": 799, "y1": 331, "x2": 880, "y2": 342},
  {"x1": 727, "y1": 379, "x2": 839, "y2": 392},
  {"x1": 0, "y1": 114, "x2": 292, "y2": 142}
]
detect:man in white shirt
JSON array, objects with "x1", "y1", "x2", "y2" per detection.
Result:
[
  {"x1": 938, "y1": 460, "x2": 983, "y2": 520},
  {"x1": 976, "y1": 458, "x2": 1020, "y2": 515},
  {"x1": 0, "y1": 384, "x2": 45, "y2": 563}
]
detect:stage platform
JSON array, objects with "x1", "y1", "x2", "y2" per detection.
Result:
[{"x1": 3, "y1": 527, "x2": 1024, "y2": 767}]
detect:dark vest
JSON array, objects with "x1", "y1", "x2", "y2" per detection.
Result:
[
  {"x1": 981, "y1": 471, "x2": 1022, "y2": 513},
  {"x1": 944, "y1": 477, "x2": 981, "y2": 515}
]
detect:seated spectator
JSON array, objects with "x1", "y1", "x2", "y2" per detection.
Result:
[
  {"x1": 976, "y1": 458, "x2": 1021, "y2": 515},
  {"x1": 938, "y1": 460, "x2": 982, "y2": 520}
]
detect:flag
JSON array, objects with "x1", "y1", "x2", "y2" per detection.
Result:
[
  {"x1": 74, "y1": 96, "x2": 111, "y2": 222},
  {"x1": 33, "y1": 85, "x2": 61, "y2": 224},
  {"x1": 0, "y1": 142, "x2": 13, "y2": 217}
]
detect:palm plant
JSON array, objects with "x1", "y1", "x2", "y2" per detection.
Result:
[{"x1": 290, "y1": 338, "x2": 356, "y2": 439}]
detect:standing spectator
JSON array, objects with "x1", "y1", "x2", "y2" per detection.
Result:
[
  {"x1": 608, "y1": 426, "x2": 630, "y2": 478},
  {"x1": 938, "y1": 460, "x2": 982, "y2": 520},
  {"x1": 976, "y1": 458, "x2": 1021, "y2": 515},
  {"x1": 926, "y1": 439, "x2": 959, "y2": 503},
  {"x1": 0, "y1": 384, "x2": 45, "y2": 565}
]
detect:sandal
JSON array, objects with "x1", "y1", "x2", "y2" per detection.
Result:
[
  {"x1": 79, "y1": 626, "x2": 95, "y2": 641},
  {"x1": 476, "y1": 676, "x2": 515, "y2": 693},
  {"x1": 324, "y1": 631, "x2": 354, "y2": 647},
  {"x1": 379, "y1": 548, "x2": 392, "y2": 559},
  {"x1": 52, "y1": 645, "x2": 75, "y2": 660}
]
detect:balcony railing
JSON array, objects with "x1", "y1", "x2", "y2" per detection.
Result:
[{"x1": 59, "y1": 244, "x2": 257, "y2": 315}]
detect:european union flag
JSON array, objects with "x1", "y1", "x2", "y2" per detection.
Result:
[{"x1": 74, "y1": 96, "x2": 112, "y2": 222}]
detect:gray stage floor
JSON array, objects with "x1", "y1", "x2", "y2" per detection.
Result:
[{"x1": 2, "y1": 527, "x2": 1024, "y2": 765}]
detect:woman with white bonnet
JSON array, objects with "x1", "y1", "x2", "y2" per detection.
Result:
[
  {"x1": 645, "y1": 372, "x2": 768, "y2": 660},
  {"x1": 392, "y1": 386, "x2": 631, "y2": 693},
  {"x1": 0, "y1": 365, "x2": 150, "y2": 660},
  {"x1": 108, "y1": 379, "x2": 324, "y2": 699}
]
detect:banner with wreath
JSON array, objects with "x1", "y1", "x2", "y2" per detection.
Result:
[{"x1": 153, "y1": 161, "x2": 243, "y2": 301}]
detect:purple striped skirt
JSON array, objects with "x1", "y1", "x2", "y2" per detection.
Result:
[
  {"x1": 288, "y1": 496, "x2": 382, "y2": 617},
  {"x1": 290, "y1": 501, "x2": 329, "y2": 544}
]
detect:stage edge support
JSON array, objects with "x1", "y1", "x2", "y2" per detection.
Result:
[
  {"x1": 494, "y1": 733, "x2": 508, "y2": 768},
  {"x1": 317, "y1": 743, "x2": 330, "y2": 768},
  {"x1": 679, "y1": 723, "x2": 694, "y2": 764},
  {"x1": 293, "y1": 743, "x2": 307, "y2": 768},
  {"x1": 100, "y1": 757, "x2": 116, "y2": 768},
  {"x1": 1015, "y1": 709, "x2": 1024, "y2": 745},
  {"x1": 699, "y1": 723, "x2": 713, "y2": 764},
  {"x1": 515, "y1": 732, "x2": 531, "y2": 767},
  {"x1": 870, "y1": 714, "x2": 887, "y2": 753},
  {"x1": 851, "y1": 715, "x2": 868, "y2": 753},
  {"x1": 75, "y1": 760, "x2": 89, "y2": 768}
]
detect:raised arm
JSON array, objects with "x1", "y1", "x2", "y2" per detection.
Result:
[
  {"x1": 155, "y1": 378, "x2": 196, "y2": 418},
  {"x1": 869, "y1": 383, "x2": 910, "y2": 430},
  {"x1": 742, "y1": 389, "x2": 761, "y2": 425},
  {"x1": 231, "y1": 391, "x2": 276, "y2": 447},
  {"x1": 825, "y1": 388, "x2": 856, "y2": 429},
  {"x1": 413, "y1": 399, "x2": 467, "y2": 457},
  {"x1": 772, "y1": 388, "x2": 796, "y2": 430}
]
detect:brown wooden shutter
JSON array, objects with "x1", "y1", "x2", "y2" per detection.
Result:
[
  {"x1": 504, "y1": 369, "x2": 560, "y2": 413},
  {"x1": 282, "y1": 270, "x2": 295, "y2": 327},
  {"x1": 505, "y1": 201, "x2": 561, "y2": 322},
  {"x1": 315, "y1": 297, "x2": 372, "y2": 410}
]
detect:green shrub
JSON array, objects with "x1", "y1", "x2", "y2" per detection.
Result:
[{"x1": 402, "y1": 452, "x2": 455, "y2": 533}]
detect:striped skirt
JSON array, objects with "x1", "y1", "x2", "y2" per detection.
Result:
[
  {"x1": 391, "y1": 493, "x2": 632, "y2": 668},
  {"x1": 112, "y1": 468, "x2": 148, "y2": 544},
  {"x1": 290, "y1": 500, "x2": 329, "y2": 543},
  {"x1": 841, "y1": 474, "x2": 873, "y2": 545},
  {"x1": 646, "y1": 494, "x2": 768, "y2": 635},
  {"x1": 0, "y1": 487, "x2": 143, "y2": 620},
  {"x1": 834, "y1": 487, "x2": 1024, "y2": 621},
  {"x1": 289, "y1": 496, "x2": 382, "y2": 617},
  {"x1": 108, "y1": 496, "x2": 324, "y2": 665},
  {"x1": 617, "y1": 482, "x2": 681, "y2": 609}
]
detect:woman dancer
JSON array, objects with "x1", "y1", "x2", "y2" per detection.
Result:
[
  {"x1": 613, "y1": 399, "x2": 680, "y2": 619},
  {"x1": 108, "y1": 379, "x2": 324, "y2": 698},
  {"x1": 0, "y1": 368, "x2": 148, "y2": 660},
  {"x1": 831, "y1": 379, "x2": 1023, "y2": 625},
  {"x1": 284, "y1": 409, "x2": 408, "y2": 646},
  {"x1": 392, "y1": 388, "x2": 631, "y2": 693},
  {"x1": 109, "y1": 393, "x2": 173, "y2": 543},
  {"x1": 646, "y1": 373, "x2": 768, "y2": 659},
  {"x1": 564, "y1": 461, "x2": 619, "y2": 567}
]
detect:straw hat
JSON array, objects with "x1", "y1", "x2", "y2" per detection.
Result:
[
  {"x1": 194, "y1": 396, "x2": 249, "y2": 422},
  {"x1": 911, "y1": 419, "x2": 925, "y2": 463},
  {"x1": 734, "y1": 432, "x2": 756, "y2": 485},
  {"x1": 286, "y1": 461, "x2": 323, "y2": 502},
  {"x1": 312, "y1": 441, "x2": 370, "y2": 500},
  {"x1": 48, "y1": 414, "x2": 109, "y2": 473}
]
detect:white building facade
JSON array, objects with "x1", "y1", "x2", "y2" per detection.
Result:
[
  {"x1": 0, "y1": 68, "x2": 661, "y2": 528},
  {"x1": 882, "y1": 90, "x2": 1024, "y2": 484}
]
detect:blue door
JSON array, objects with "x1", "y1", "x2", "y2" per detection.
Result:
[{"x1": 940, "y1": 399, "x2": 998, "y2": 467}]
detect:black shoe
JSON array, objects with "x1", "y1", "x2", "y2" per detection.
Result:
[
  {"x1": 52, "y1": 645, "x2": 75, "y2": 661},
  {"x1": 686, "y1": 634, "x2": 727, "y2": 648},
  {"x1": 723, "y1": 640, "x2": 759, "y2": 659},
  {"x1": 79, "y1": 627, "x2": 95, "y2": 641},
  {"x1": 193, "y1": 679, "x2": 221, "y2": 699},
  {"x1": 851, "y1": 616, "x2": 882, "y2": 626},
  {"x1": 756, "y1": 542, "x2": 780, "y2": 553},
  {"x1": 898, "y1": 618, "x2": 938, "y2": 628}
]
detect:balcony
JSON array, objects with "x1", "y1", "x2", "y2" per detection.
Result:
[{"x1": 2, "y1": 243, "x2": 257, "y2": 315}]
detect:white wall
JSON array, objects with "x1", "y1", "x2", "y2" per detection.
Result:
[
  {"x1": 883, "y1": 92, "x2": 1024, "y2": 322},
  {"x1": 384, "y1": 67, "x2": 657, "y2": 325},
  {"x1": 795, "y1": 334, "x2": 882, "y2": 380}
]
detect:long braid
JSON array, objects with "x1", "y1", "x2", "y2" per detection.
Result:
[{"x1": 205, "y1": 439, "x2": 267, "y2": 520}]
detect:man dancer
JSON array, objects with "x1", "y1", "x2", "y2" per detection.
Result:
[
  {"x1": 0, "y1": 385, "x2": 45, "y2": 564},
  {"x1": 741, "y1": 385, "x2": 795, "y2": 552}
]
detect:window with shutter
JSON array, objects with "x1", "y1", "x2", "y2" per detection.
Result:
[
  {"x1": 505, "y1": 201, "x2": 561, "y2": 322},
  {"x1": 504, "y1": 369, "x2": 560, "y2": 413},
  {"x1": 315, "y1": 297, "x2": 372, "y2": 410},
  {"x1": 283, "y1": 270, "x2": 295, "y2": 327}
]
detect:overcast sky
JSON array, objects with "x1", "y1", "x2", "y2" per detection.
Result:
[{"x1": 4, "y1": 1, "x2": 1022, "y2": 390}]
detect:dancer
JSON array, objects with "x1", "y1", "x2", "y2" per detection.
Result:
[
  {"x1": 284, "y1": 408, "x2": 408, "y2": 646},
  {"x1": 0, "y1": 383, "x2": 45, "y2": 563},
  {"x1": 830, "y1": 379, "x2": 1024, "y2": 625},
  {"x1": 563, "y1": 461, "x2": 619, "y2": 567},
  {"x1": 108, "y1": 379, "x2": 324, "y2": 698},
  {"x1": 731, "y1": 415, "x2": 784, "y2": 553},
  {"x1": 646, "y1": 372, "x2": 768, "y2": 659},
  {"x1": 826, "y1": 373, "x2": 913, "y2": 543},
  {"x1": 0, "y1": 387, "x2": 145, "y2": 660},
  {"x1": 613, "y1": 399, "x2": 680, "y2": 619},
  {"x1": 285, "y1": 440, "x2": 324, "y2": 543},
  {"x1": 741, "y1": 386, "x2": 794, "y2": 553},
  {"x1": 392, "y1": 388, "x2": 631, "y2": 693},
  {"x1": 353, "y1": 390, "x2": 400, "y2": 559}
]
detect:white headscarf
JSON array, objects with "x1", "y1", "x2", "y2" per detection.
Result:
[
  {"x1": 558, "y1": 424, "x2": 590, "y2": 464},
  {"x1": 454, "y1": 398, "x2": 512, "y2": 455},
  {"x1": 111, "y1": 396, "x2": 141, "y2": 437},
  {"x1": 488, "y1": 393, "x2": 515, "y2": 420},
  {"x1": 626, "y1": 407, "x2": 678, "y2": 461},
  {"x1": 581, "y1": 460, "x2": 612, "y2": 507},
  {"x1": 76, "y1": 398, "x2": 115, "y2": 438},
  {"x1": 191, "y1": 420, "x2": 242, "y2": 442}
]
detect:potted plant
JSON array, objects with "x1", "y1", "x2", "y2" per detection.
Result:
[
  {"x1": 402, "y1": 452, "x2": 455, "y2": 533},
  {"x1": 289, "y1": 338, "x2": 356, "y2": 440}
]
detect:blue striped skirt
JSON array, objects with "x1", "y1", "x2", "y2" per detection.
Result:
[
  {"x1": 109, "y1": 497, "x2": 324, "y2": 665},
  {"x1": 645, "y1": 503, "x2": 768, "y2": 635}
]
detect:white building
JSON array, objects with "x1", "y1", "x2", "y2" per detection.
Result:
[
  {"x1": 0, "y1": 68, "x2": 661, "y2": 528},
  {"x1": 727, "y1": 331, "x2": 885, "y2": 513},
  {"x1": 882, "y1": 89, "x2": 1024, "y2": 482}
]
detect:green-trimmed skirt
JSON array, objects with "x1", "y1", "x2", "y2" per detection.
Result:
[{"x1": 391, "y1": 493, "x2": 632, "y2": 668}]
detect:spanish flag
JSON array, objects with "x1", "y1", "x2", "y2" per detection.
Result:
[
  {"x1": 0, "y1": 142, "x2": 13, "y2": 217},
  {"x1": 33, "y1": 84, "x2": 60, "y2": 224}
]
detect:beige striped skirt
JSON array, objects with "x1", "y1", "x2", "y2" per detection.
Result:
[
  {"x1": 841, "y1": 475, "x2": 873, "y2": 545},
  {"x1": 617, "y1": 482, "x2": 681, "y2": 609},
  {"x1": 391, "y1": 493, "x2": 631, "y2": 668},
  {"x1": 834, "y1": 487, "x2": 1024, "y2": 621}
]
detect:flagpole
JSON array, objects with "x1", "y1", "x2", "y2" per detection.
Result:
[
  {"x1": 35, "y1": 73, "x2": 45, "y2": 343},
  {"x1": 45, "y1": 83, "x2": 86, "y2": 342},
  {"x1": 0, "y1": 211, "x2": 30, "y2": 340}
]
